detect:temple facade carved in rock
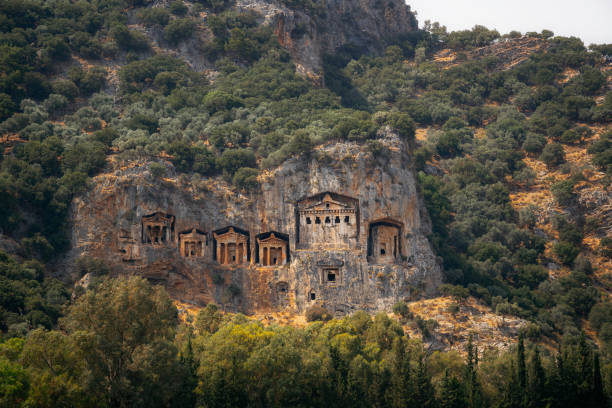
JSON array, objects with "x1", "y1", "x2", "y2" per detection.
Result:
[
  {"x1": 130, "y1": 193, "x2": 410, "y2": 269},
  {"x1": 256, "y1": 231, "x2": 289, "y2": 266},
  {"x1": 179, "y1": 228, "x2": 207, "y2": 258},
  {"x1": 213, "y1": 226, "x2": 250, "y2": 265},
  {"x1": 141, "y1": 212, "x2": 175, "y2": 245},
  {"x1": 296, "y1": 192, "x2": 359, "y2": 249}
]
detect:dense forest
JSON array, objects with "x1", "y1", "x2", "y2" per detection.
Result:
[{"x1": 0, "y1": 0, "x2": 611, "y2": 406}]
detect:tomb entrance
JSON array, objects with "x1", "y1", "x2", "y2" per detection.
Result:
[
  {"x1": 213, "y1": 226, "x2": 250, "y2": 265},
  {"x1": 296, "y1": 192, "x2": 359, "y2": 248},
  {"x1": 178, "y1": 228, "x2": 207, "y2": 258},
  {"x1": 141, "y1": 212, "x2": 175, "y2": 245},
  {"x1": 255, "y1": 231, "x2": 289, "y2": 266},
  {"x1": 367, "y1": 219, "x2": 403, "y2": 264}
]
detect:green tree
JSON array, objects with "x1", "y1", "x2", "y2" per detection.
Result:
[
  {"x1": 61, "y1": 276, "x2": 188, "y2": 408},
  {"x1": 439, "y1": 369, "x2": 465, "y2": 408}
]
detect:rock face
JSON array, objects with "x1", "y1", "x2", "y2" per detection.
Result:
[
  {"x1": 236, "y1": 0, "x2": 418, "y2": 83},
  {"x1": 66, "y1": 130, "x2": 442, "y2": 315}
]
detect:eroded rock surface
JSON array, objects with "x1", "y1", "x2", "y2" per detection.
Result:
[
  {"x1": 65, "y1": 130, "x2": 441, "y2": 315},
  {"x1": 237, "y1": 0, "x2": 418, "y2": 83}
]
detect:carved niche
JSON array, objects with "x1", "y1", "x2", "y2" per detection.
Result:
[
  {"x1": 256, "y1": 231, "x2": 289, "y2": 266},
  {"x1": 141, "y1": 212, "x2": 175, "y2": 245},
  {"x1": 276, "y1": 281, "x2": 289, "y2": 307},
  {"x1": 367, "y1": 218, "x2": 403, "y2": 264},
  {"x1": 295, "y1": 192, "x2": 359, "y2": 248},
  {"x1": 178, "y1": 228, "x2": 207, "y2": 258},
  {"x1": 213, "y1": 226, "x2": 250, "y2": 265},
  {"x1": 118, "y1": 229, "x2": 140, "y2": 262}
]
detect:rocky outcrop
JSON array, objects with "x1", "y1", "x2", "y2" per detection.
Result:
[
  {"x1": 65, "y1": 129, "x2": 442, "y2": 315},
  {"x1": 433, "y1": 37, "x2": 550, "y2": 70},
  {"x1": 236, "y1": 0, "x2": 418, "y2": 83}
]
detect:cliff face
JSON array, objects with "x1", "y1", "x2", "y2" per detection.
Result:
[
  {"x1": 66, "y1": 130, "x2": 441, "y2": 316},
  {"x1": 236, "y1": 0, "x2": 418, "y2": 83}
]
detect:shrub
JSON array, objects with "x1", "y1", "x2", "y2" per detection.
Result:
[
  {"x1": 560, "y1": 126, "x2": 592, "y2": 145},
  {"x1": 202, "y1": 90, "x2": 243, "y2": 113},
  {"x1": 51, "y1": 79, "x2": 79, "y2": 101},
  {"x1": 588, "y1": 131, "x2": 612, "y2": 171},
  {"x1": 287, "y1": 130, "x2": 313, "y2": 156},
  {"x1": 0, "y1": 93, "x2": 17, "y2": 120},
  {"x1": 386, "y1": 112, "x2": 415, "y2": 140},
  {"x1": 164, "y1": 18, "x2": 196, "y2": 44},
  {"x1": 551, "y1": 179, "x2": 575, "y2": 206},
  {"x1": 522, "y1": 133, "x2": 547, "y2": 154},
  {"x1": 43, "y1": 94, "x2": 68, "y2": 114},
  {"x1": 149, "y1": 162, "x2": 167, "y2": 178},
  {"x1": 600, "y1": 237, "x2": 612, "y2": 259},
  {"x1": 170, "y1": 1, "x2": 188, "y2": 15},
  {"x1": 120, "y1": 55, "x2": 187, "y2": 93},
  {"x1": 589, "y1": 302, "x2": 612, "y2": 331},
  {"x1": 218, "y1": 148, "x2": 256, "y2": 175},
  {"x1": 127, "y1": 113, "x2": 158, "y2": 134},
  {"x1": 111, "y1": 25, "x2": 150, "y2": 51},
  {"x1": 62, "y1": 141, "x2": 107, "y2": 175},
  {"x1": 366, "y1": 140, "x2": 390, "y2": 160},
  {"x1": 305, "y1": 305, "x2": 332, "y2": 322},
  {"x1": 74, "y1": 256, "x2": 109, "y2": 278},
  {"x1": 93, "y1": 128, "x2": 119, "y2": 147},
  {"x1": 232, "y1": 167, "x2": 259, "y2": 191},
  {"x1": 437, "y1": 128, "x2": 472, "y2": 158},
  {"x1": 195, "y1": 304, "x2": 222, "y2": 334},
  {"x1": 153, "y1": 71, "x2": 184, "y2": 94},
  {"x1": 539, "y1": 142, "x2": 565, "y2": 167},
  {"x1": 77, "y1": 67, "x2": 107, "y2": 95},
  {"x1": 553, "y1": 241, "x2": 580, "y2": 266},
  {"x1": 224, "y1": 28, "x2": 260, "y2": 61},
  {"x1": 439, "y1": 284, "x2": 469, "y2": 302},
  {"x1": 574, "y1": 254, "x2": 593, "y2": 275},
  {"x1": 392, "y1": 301, "x2": 411, "y2": 319},
  {"x1": 139, "y1": 8, "x2": 170, "y2": 26}
]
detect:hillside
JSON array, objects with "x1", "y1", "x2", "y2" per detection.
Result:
[{"x1": 0, "y1": 0, "x2": 612, "y2": 406}]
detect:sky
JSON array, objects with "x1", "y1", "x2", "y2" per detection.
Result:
[{"x1": 407, "y1": 0, "x2": 612, "y2": 46}]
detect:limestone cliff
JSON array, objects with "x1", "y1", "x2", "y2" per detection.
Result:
[
  {"x1": 65, "y1": 129, "x2": 442, "y2": 315},
  {"x1": 236, "y1": 0, "x2": 418, "y2": 83}
]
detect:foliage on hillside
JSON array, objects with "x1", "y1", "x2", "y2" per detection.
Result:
[
  {"x1": 1, "y1": 277, "x2": 610, "y2": 408},
  {"x1": 0, "y1": 1, "x2": 612, "y2": 400}
]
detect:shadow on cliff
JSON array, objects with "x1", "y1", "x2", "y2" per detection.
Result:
[{"x1": 322, "y1": 45, "x2": 370, "y2": 111}]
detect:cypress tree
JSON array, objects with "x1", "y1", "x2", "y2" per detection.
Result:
[
  {"x1": 330, "y1": 344, "x2": 349, "y2": 404},
  {"x1": 177, "y1": 334, "x2": 198, "y2": 408},
  {"x1": 590, "y1": 352, "x2": 607, "y2": 408},
  {"x1": 517, "y1": 333, "x2": 527, "y2": 391},
  {"x1": 503, "y1": 361, "x2": 523, "y2": 408},
  {"x1": 465, "y1": 335, "x2": 482, "y2": 408},
  {"x1": 440, "y1": 369, "x2": 465, "y2": 408},
  {"x1": 391, "y1": 336, "x2": 411, "y2": 408},
  {"x1": 527, "y1": 347, "x2": 545, "y2": 408},
  {"x1": 414, "y1": 357, "x2": 436, "y2": 408}
]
